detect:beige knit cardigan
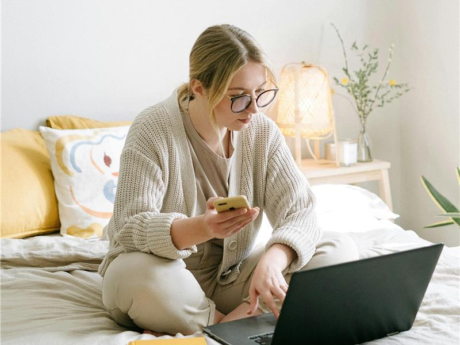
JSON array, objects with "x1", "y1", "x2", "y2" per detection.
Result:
[{"x1": 98, "y1": 90, "x2": 322, "y2": 285}]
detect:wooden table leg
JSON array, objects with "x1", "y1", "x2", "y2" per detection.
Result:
[{"x1": 379, "y1": 169, "x2": 393, "y2": 211}]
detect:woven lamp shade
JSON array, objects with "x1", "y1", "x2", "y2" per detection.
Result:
[{"x1": 277, "y1": 63, "x2": 334, "y2": 139}]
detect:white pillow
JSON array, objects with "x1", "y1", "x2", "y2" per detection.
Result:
[
  {"x1": 311, "y1": 184, "x2": 398, "y2": 220},
  {"x1": 311, "y1": 184, "x2": 399, "y2": 233},
  {"x1": 39, "y1": 126, "x2": 130, "y2": 238},
  {"x1": 256, "y1": 184, "x2": 399, "y2": 244}
]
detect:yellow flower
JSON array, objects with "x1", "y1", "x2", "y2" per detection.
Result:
[
  {"x1": 389, "y1": 79, "x2": 396, "y2": 86},
  {"x1": 342, "y1": 78, "x2": 349, "y2": 85},
  {"x1": 331, "y1": 88, "x2": 335, "y2": 95}
]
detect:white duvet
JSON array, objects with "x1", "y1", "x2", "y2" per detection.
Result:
[{"x1": 1, "y1": 225, "x2": 459, "y2": 345}]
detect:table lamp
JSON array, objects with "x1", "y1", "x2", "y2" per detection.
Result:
[{"x1": 277, "y1": 62, "x2": 339, "y2": 166}]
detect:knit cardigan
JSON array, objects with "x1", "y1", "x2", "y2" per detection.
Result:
[{"x1": 98, "y1": 90, "x2": 323, "y2": 285}]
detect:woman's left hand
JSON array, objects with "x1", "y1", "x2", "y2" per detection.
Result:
[{"x1": 247, "y1": 244, "x2": 295, "y2": 318}]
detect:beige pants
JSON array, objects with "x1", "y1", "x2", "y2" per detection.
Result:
[{"x1": 102, "y1": 232, "x2": 359, "y2": 335}]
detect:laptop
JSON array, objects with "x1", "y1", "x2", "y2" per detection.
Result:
[{"x1": 203, "y1": 243, "x2": 443, "y2": 345}]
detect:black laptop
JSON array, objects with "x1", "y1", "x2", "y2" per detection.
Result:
[{"x1": 203, "y1": 243, "x2": 443, "y2": 345}]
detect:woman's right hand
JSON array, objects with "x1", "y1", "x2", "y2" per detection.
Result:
[{"x1": 203, "y1": 197, "x2": 259, "y2": 239}]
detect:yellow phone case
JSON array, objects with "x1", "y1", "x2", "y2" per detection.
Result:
[{"x1": 213, "y1": 195, "x2": 250, "y2": 213}]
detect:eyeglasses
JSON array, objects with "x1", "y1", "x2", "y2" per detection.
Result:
[{"x1": 226, "y1": 89, "x2": 279, "y2": 113}]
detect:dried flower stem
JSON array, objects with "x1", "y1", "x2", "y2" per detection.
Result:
[
  {"x1": 331, "y1": 23, "x2": 362, "y2": 115},
  {"x1": 331, "y1": 23, "x2": 350, "y2": 76},
  {"x1": 365, "y1": 45, "x2": 394, "y2": 119}
]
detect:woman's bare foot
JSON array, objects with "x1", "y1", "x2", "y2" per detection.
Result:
[
  {"x1": 219, "y1": 302, "x2": 262, "y2": 323},
  {"x1": 214, "y1": 310, "x2": 225, "y2": 324}
]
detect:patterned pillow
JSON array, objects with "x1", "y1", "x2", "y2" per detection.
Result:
[{"x1": 39, "y1": 126, "x2": 130, "y2": 238}]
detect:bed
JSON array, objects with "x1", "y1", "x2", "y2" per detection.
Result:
[{"x1": 1, "y1": 117, "x2": 459, "y2": 345}]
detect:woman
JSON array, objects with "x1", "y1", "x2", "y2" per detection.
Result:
[{"x1": 99, "y1": 24, "x2": 359, "y2": 336}]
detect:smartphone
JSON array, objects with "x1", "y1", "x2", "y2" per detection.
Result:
[{"x1": 213, "y1": 195, "x2": 251, "y2": 213}]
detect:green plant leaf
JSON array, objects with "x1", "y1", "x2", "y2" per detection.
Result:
[
  {"x1": 421, "y1": 175, "x2": 460, "y2": 226},
  {"x1": 424, "y1": 220, "x2": 455, "y2": 228},
  {"x1": 457, "y1": 167, "x2": 460, "y2": 184},
  {"x1": 438, "y1": 212, "x2": 460, "y2": 217},
  {"x1": 421, "y1": 176, "x2": 459, "y2": 212}
]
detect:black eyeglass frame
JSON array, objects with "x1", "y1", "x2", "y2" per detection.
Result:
[{"x1": 226, "y1": 88, "x2": 279, "y2": 114}]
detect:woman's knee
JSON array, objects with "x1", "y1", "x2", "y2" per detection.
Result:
[
  {"x1": 102, "y1": 252, "x2": 214, "y2": 335},
  {"x1": 103, "y1": 252, "x2": 181, "y2": 308},
  {"x1": 324, "y1": 232, "x2": 359, "y2": 260},
  {"x1": 301, "y1": 232, "x2": 359, "y2": 271},
  {"x1": 128, "y1": 284, "x2": 214, "y2": 335}
]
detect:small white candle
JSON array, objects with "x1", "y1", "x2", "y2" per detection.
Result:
[{"x1": 338, "y1": 140, "x2": 357, "y2": 166}]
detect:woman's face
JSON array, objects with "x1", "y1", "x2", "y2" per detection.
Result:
[{"x1": 214, "y1": 61, "x2": 267, "y2": 131}]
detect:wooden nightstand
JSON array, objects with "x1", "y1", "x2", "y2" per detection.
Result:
[{"x1": 298, "y1": 159, "x2": 393, "y2": 210}]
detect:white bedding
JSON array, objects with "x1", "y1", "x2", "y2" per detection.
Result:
[
  {"x1": 1, "y1": 185, "x2": 459, "y2": 345},
  {"x1": 1, "y1": 226, "x2": 459, "y2": 345}
]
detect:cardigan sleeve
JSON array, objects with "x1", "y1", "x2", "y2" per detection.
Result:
[
  {"x1": 108, "y1": 148, "x2": 197, "y2": 259},
  {"x1": 263, "y1": 130, "x2": 323, "y2": 273}
]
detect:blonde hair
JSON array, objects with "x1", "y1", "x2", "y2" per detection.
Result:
[{"x1": 178, "y1": 24, "x2": 276, "y2": 152}]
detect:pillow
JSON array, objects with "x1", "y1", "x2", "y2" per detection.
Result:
[
  {"x1": 311, "y1": 184, "x2": 398, "y2": 220},
  {"x1": 311, "y1": 184, "x2": 399, "y2": 233},
  {"x1": 46, "y1": 115, "x2": 132, "y2": 130},
  {"x1": 39, "y1": 126, "x2": 130, "y2": 238},
  {"x1": 255, "y1": 184, "x2": 400, "y2": 244},
  {"x1": 0, "y1": 129, "x2": 60, "y2": 238}
]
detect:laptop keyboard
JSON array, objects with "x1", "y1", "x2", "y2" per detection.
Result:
[{"x1": 249, "y1": 331, "x2": 274, "y2": 344}]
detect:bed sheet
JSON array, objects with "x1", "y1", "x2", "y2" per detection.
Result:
[{"x1": 1, "y1": 227, "x2": 459, "y2": 345}]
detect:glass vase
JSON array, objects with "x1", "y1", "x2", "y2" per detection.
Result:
[{"x1": 357, "y1": 121, "x2": 373, "y2": 162}]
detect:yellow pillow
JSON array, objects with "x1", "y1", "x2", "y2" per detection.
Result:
[
  {"x1": 46, "y1": 115, "x2": 132, "y2": 129},
  {"x1": 0, "y1": 129, "x2": 60, "y2": 238}
]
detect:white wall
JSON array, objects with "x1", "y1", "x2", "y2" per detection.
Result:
[
  {"x1": 1, "y1": 0, "x2": 458, "y2": 245},
  {"x1": 399, "y1": 0, "x2": 460, "y2": 246},
  {"x1": 2, "y1": 0, "x2": 392, "y2": 130}
]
